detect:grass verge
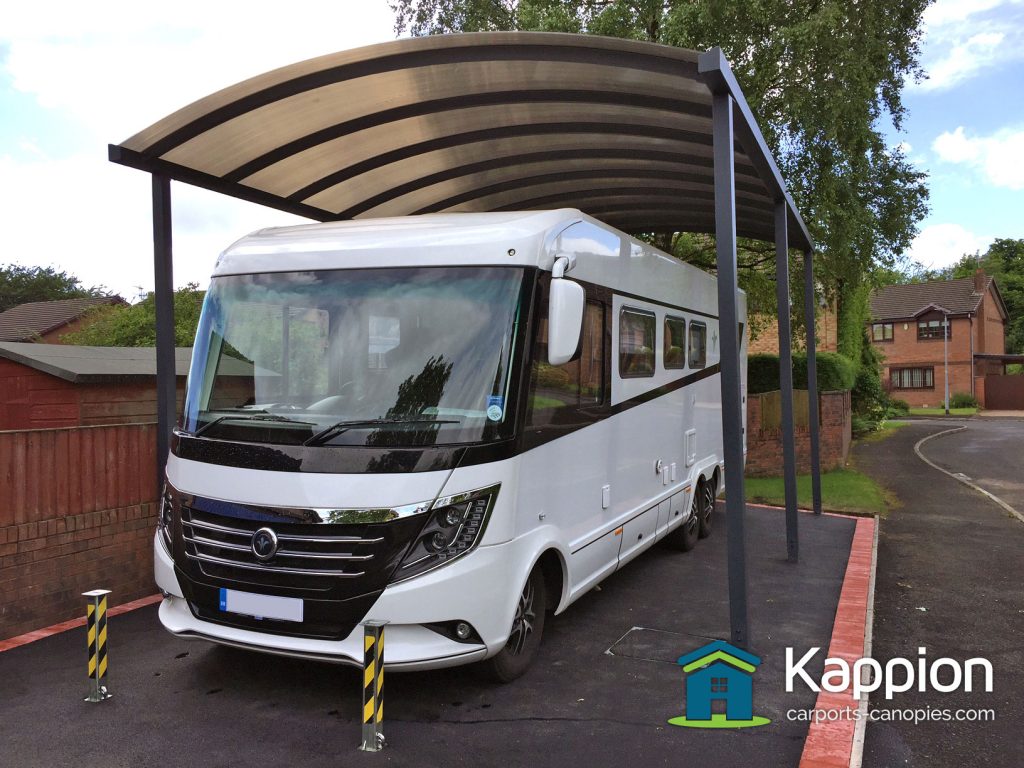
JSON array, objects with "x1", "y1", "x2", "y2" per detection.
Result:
[
  {"x1": 908, "y1": 406, "x2": 978, "y2": 416},
  {"x1": 744, "y1": 468, "x2": 889, "y2": 516},
  {"x1": 857, "y1": 419, "x2": 910, "y2": 442}
]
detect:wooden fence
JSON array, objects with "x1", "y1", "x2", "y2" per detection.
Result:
[
  {"x1": 0, "y1": 423, "x2": 159, "y2": 640},
  {"x1": 0, "y1": 423, "x2": 158, "y2": 528}
]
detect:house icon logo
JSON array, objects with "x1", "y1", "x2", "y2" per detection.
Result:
[{"x1": 669, "y1": 640, "x2": 771, "y2": 728}]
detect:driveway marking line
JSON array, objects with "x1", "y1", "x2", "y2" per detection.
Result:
[
  {"x1": 914, "y1": 427, "x2": 1024, "y2": 525},
  {"x1": 0, "y1": 594, "x2": 162, "y2": 653}
]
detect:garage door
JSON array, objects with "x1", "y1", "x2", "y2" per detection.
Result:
[{"x1": 985, "y1": 375, "x2": 1024, "y2": 409}]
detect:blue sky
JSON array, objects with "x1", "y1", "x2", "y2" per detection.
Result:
[
  {"x1": 0, "y1": 0, "x2": 1022, "y2": 298},
  {"x1": 892, "y1": 0, "x2": 1024, "y2": 267}
]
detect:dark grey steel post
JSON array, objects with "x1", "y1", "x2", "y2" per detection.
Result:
[
  {"x1": 152, "y1": 174, "x2": 176, "y2": 495},
  {"x1": 711, "y1": 90, "x2": 750, "y2": 648},
  {"x1": 802, "y1": 250, "x2": 822, "y2": 515},
  {"x1": 774, "y1": 203, "x2": 799, "y2": 561}
]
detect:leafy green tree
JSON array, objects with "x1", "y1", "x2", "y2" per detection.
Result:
[
  {"x1": 978, "y1": 239, "x2": 1024, "y2": 354},
  {"x1": 0, "y1": 264, "x2": 107, "y2": 313},
  {"x1": 391, "y1": 0, "x2": 931, "y2": 363},
  {"x1": 65, "y1": 283, "x2": 205, "y2": 347}
]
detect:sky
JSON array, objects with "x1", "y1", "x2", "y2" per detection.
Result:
[{"x1": 1, "y1": 0, "x2": 1022, "y2": 300}]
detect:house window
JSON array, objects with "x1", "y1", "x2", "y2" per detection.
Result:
[
  {"x1": 891, "y1": 367, "x2": 934, "y2": 390},
  {"x1": 688, "y1": 321, "x2": 707, "y2": 370},
  {"x1": 918, "y1": 319, "x2": 951, "y2": 340},
  {"x1": 619, "y1": 307, "x2": 656, "y2": 378},
  {"x1": 871, "y1": 323, "x2": 893, "y2": 342},
  {"x1": 711, "y1": 677, "x2": 729, "y2": 693},
  {"x1": 664, "y1": 316, "x2": 686, "y2": 369}
]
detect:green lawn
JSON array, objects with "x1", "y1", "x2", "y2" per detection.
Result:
[
  {"x1": 744, "y1": 468, "x2": 889, "y2": 516},
  {"x1": 908, "y1": 406, "x2": 978, "y2": 416}
]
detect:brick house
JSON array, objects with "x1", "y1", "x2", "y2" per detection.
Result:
[
  {"x1": 868, "y1": 270, "x2": 1011, "y2": 407},
  {"x1": 0, "y1": 296, "x2": 124, "y2": 344}
]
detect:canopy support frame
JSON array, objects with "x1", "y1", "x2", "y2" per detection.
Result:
[{"x1": 152, "y1": 175, "x2": 176, "y2": 494}]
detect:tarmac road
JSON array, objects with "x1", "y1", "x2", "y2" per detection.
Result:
[
  {"x1": 856, "y1": 421, "x2": 1024, "y2": 768},
  {"x1": 916, "y1": 418, "x2": 1024, "y2": 515}
]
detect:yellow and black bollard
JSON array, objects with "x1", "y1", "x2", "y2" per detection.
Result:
[
  {"x1": 359, "y1": 620, "x2": 388, "y2": 752},
  {"x1": 83, "y1": 589, "x2": 112, "y2": 703}
]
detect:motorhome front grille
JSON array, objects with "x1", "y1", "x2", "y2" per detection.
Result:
[{"x1": 180, "y1": 506, "x2": 383, "y2": 589}]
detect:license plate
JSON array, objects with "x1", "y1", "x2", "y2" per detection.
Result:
[{"x1": 219, "y1": 588, "x2": 303, "y2": 623}]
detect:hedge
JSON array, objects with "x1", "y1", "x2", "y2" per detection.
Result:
[{"x1": 747, "y1": 352, "x2": 856, "y2": 394}]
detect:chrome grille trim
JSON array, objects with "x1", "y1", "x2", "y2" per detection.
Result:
[
  {"x1": 182, "y1": 531, "x2": 374, "y2": 561},
  {"x1": 184, "y1": 551, "x2": 366, "y2": 578},
  {"x1": 180, "y1": 504, "x2": 389, "y2": 580},
  {"x1": 182, "y1": 517, "x2": 382, "y2": 545}
]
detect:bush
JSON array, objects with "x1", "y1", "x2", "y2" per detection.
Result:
[
  {"x1": 887, "y1": 399, "x2": 910, "y2": 416},
  {"x1": 536, "y1": 363, "x2": 571, "y2": 389},
  {"x1": 950, "y1": 391, "x2": 979, "y2": 408},
  {"x1": 747, "y1": 352, "x2": 856, "y2": 394},
  {"x1": 851, "y1": 367, "x2": 887, "y2": 420},
  {"x1": 851, "y1": 414, "x2": 879, "y2": 438}
]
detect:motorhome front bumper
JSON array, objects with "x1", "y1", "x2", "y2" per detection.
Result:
[{"x1": 154, "y1": 530, "x2": 521, "y2": 670}]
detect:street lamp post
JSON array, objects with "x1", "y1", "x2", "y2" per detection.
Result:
[{"x1": 943, "y1": 311, "x2": 950, "y2": 415}]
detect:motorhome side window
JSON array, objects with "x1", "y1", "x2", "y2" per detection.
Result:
[
  {"x1": 619, "y1": 307, "x2": 655, "y2": 378},
  {"x1": 664, "y1": 316, "x2": 686, "y2": 369},
  {"x1": 528, "y1": 301, "x2": 605, "y2": 426},
  {"x1": 688, "y1": 320, "x2": 707, "y2": 369}
]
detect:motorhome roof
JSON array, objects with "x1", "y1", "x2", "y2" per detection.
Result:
[{"x1": 214, "y1": 209, "x2": 587, "y2": 275}]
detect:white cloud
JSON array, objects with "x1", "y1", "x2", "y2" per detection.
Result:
[
  {"x1": 932, "y1": 126, "x2": 1024, "y2": 189},
  {"x1": 907, "y1": 223, "x2": 992, "y2": 268},
  {"x1": 0, "y1": 1, "x2": 396, "y2": 296},
  {"x1": 918, "y1": 31, "x2": 1005, "y2": 91},
  {"x1": 913, "y1": 0, "x2": 1024, "y2": 91},
  {"x1": 923, "y1": 0, "x2": 1008, "y2": 26}
]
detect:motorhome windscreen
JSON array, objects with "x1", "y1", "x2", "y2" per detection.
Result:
[{"x1": 182, "y1": 266, "x2": 527, "y2": 447}]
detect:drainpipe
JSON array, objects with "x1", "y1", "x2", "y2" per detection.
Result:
[{"x1": 970, "y1": 313, "x2": 975, "y2": 398}]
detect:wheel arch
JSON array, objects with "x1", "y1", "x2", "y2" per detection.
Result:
[{"x1": 534, "y1": 547, "x2": 568, "y2": 615}]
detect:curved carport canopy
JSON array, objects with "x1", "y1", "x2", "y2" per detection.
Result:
[{"x1": 110, "y1": 32, "x2": 821, "y2": 647}]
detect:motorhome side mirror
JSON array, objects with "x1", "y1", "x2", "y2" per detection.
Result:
[{"x1": 547, "y1": 278, "x2": 585, "y2": 366}]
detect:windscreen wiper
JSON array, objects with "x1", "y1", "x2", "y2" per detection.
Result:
[
  {"x1": 303, "y1": 418, "x2": 460, "y2": 447},
  {"x1": 193, "y1": 413, "x2": 316, "y2": 438}
]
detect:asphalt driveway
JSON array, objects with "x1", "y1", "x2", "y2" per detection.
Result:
[
  {"x1": 855, "y1": 421, "x2": 1024, "y2": 768},
  {"x1": 916, "y1": 417, "x2": 1024, "y2": 514},
  {"x1": 0, "y1": 506, "x2": 855, "y2": 768}
]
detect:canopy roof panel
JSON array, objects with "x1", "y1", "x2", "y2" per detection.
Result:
[{"x1": 110, "y1": 32, "x2": 812, "y2": 250}]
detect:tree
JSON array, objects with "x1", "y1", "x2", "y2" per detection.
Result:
[
  {"x1": 978, "y1": 239, "x2": 1024, "y2": 354},
  {"x1": 390, "y1": 0, "x2": 931, "y2": 362},
  {"x1": 0, "y1": 264, "x2": 107, "y2": 313},
  {"x1": 64, "y1": 284, "x2": 205, "y2": 347}
]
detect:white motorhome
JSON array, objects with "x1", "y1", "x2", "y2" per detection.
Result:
[{"x1": 155, "y1": 209, "x2": 746, "y2": 681}]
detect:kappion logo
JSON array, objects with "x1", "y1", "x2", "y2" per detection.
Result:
[
  {"x1": 668, "y1": 640, "x2": 771, "y2": 729},
  {"x1": 786, "y1": 647, "x2": 994, "y2": 699}
]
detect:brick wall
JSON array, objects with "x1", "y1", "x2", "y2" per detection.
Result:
[
  {"x1": 0, "y1": 424, "x2": 158, "y2": 641},
  {"x1": 745, "y1": 390, "x2": 851, "y2": 478},
  {"x1": 748, "y1": 301, "x2": 840, "y2": 355}
]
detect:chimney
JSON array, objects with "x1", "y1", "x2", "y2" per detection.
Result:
[{"x1": 974, "y1": 268, "x2": 986, "y2": 292}]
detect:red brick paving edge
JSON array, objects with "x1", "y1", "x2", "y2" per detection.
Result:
[
  {"x1": 0, "y1": 593, "x2": 162, "y2": 653},
  {"x1": 797, "y1": 515, "x2": 878, "y2": 768}
]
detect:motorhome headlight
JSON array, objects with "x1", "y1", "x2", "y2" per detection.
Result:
[{"x1": 393, "y1": 485, "x2": 499, "y2": 582}]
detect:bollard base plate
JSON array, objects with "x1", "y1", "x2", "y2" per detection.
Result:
[
  {"x1": 84, "y1": 687, "x2": 112, "y2": 703},
  {"x1": 358, "y1": 732, "x2": 386, "y2": 752}
]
